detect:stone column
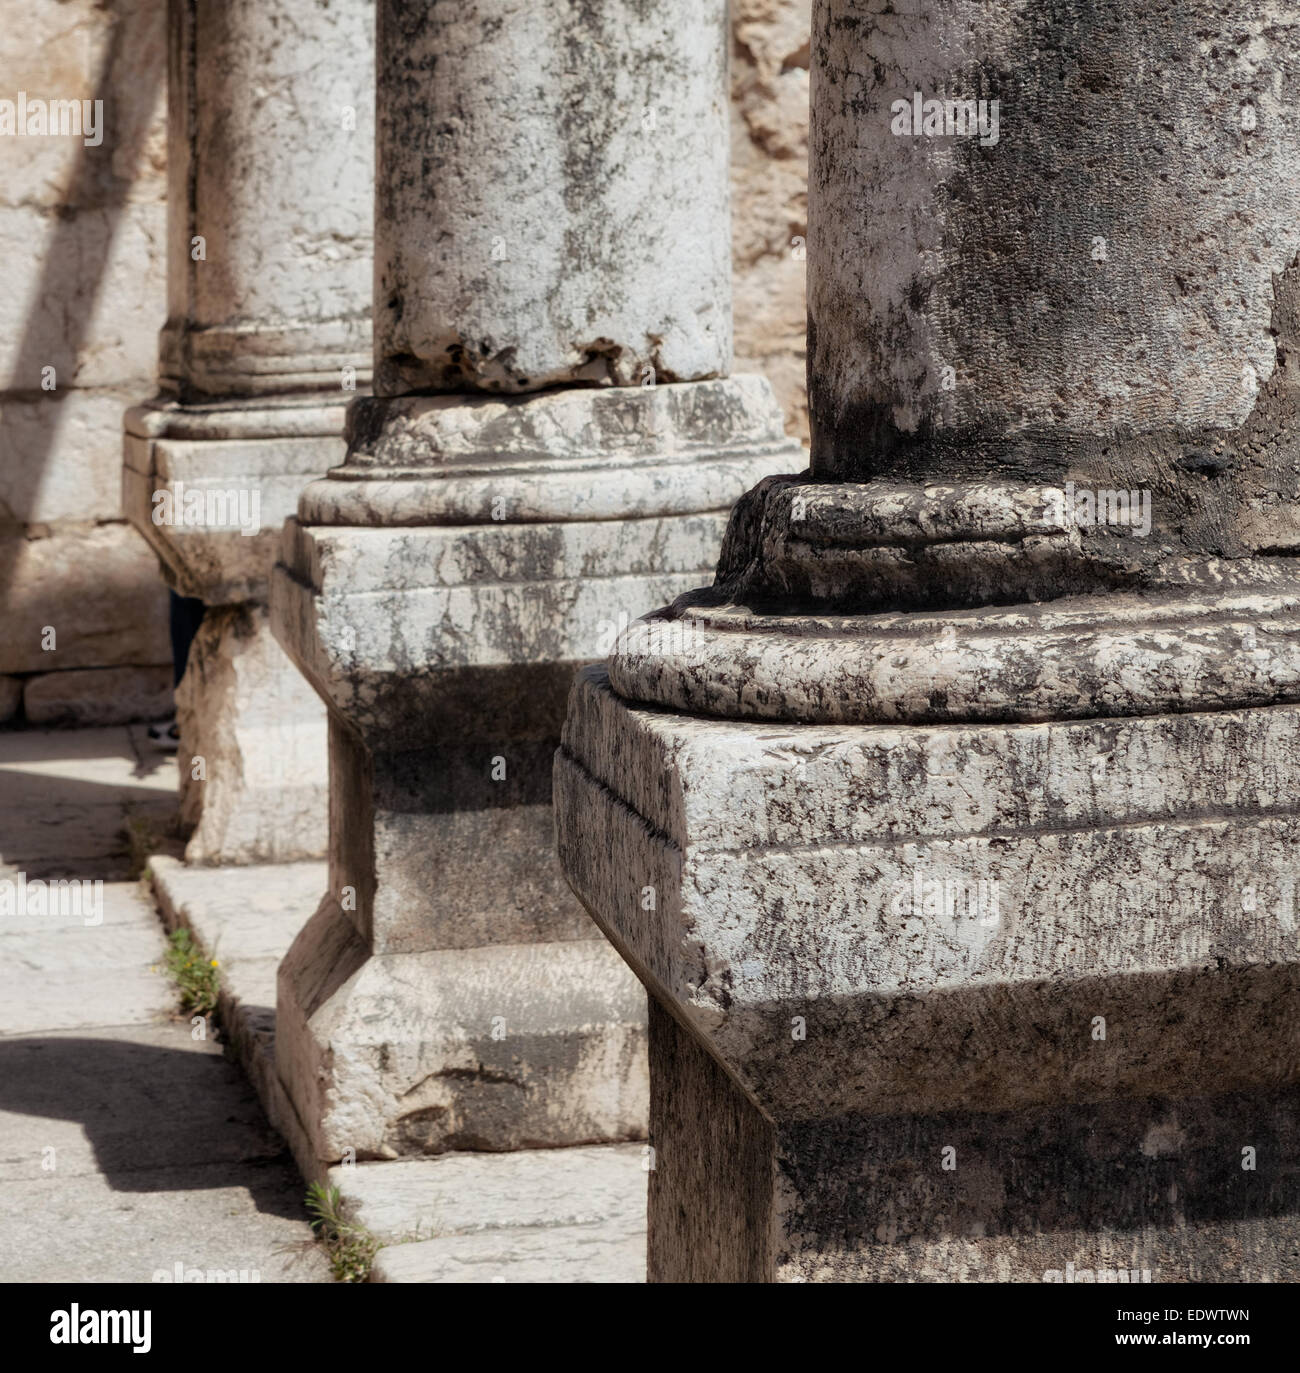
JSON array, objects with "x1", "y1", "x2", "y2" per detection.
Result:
[
  {"x1": 270, "y1": 0, "x2": 802, "y2": 1166},
  {"x1": 123, "y1": 0, "x2": 373, "y2": 863},
  {"x1": 557, "y1": 0, "x2": 1300, "y2": 1281}
]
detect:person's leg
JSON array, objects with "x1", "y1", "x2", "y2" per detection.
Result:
[
  {"x1": 150, "y1": 590, "x2": 205, "y2": 747},
  {"x1": 169, "y1": 590, "x2": 206, "y2": 688}
]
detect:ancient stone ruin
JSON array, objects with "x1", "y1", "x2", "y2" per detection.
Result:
[
  {"x1": 557, "y1": 0, "x2": 1300, "y2": 1282},
  {"x1": 2, "y1": 0, "x2": 1296, "y2": 1303}
]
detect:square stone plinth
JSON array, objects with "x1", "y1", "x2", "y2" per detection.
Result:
[{"x1": 556, "y1": 667, "x2": 1300, "y2": 1281}]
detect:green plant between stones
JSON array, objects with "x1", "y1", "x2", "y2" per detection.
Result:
[
  {"x1": 306, "y1": 1182, "x2": 380, "y2": 1283},
  {"x1": 162, "y1": 926, "x2": 221, "y2": 1019}
]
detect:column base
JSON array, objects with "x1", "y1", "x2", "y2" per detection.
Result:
[
  {"x1": 123, "y1": 393, "x2": 344, "y2": 863},
  {"x1": 269, "y1": 373, "x2": 801, "y2": 1159},
  {"x1": 649, "y1": 1001, "x2": 1300, "y2": 1283},
  {"x1": 558, "y1": 659, "x2": 1300, "y2": 1281},
  {"x1": 178, "y1": 603, "x2": 327, "y2": 865},
  {"x1": 123, "y1": 393, "x2": 350, "y2": 604},
  {"x1": 275, "y1": 895, "x2": 648, "y2": 1164}
]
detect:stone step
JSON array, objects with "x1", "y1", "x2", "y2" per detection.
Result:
[
  {"x1": 333, "y1": 1141, "x2": 647, "y2": 1243},
  {"x1": 150, "y1": 855, "x2": 648, "y2": 1281},
  {"x1": 371, "y1": 1216, "x2": 644, "y2": 1284},
  {"x1": 149, "y1": 855, "x2": 327, "y2": 1184}
]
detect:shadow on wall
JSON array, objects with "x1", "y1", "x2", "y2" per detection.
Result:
[
  {"x1": 2, "y1": 0, "x2": 165, "y2": 537},
  {"x1": 0, "y1": 0, "x2": 170, "y2": 722}
]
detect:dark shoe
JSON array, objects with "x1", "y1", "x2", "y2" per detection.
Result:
[{"x1": 146, "y1": 717, "x2": 180, "y2": 753}]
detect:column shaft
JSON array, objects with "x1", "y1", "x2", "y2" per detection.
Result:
[
  {"x1": 124, "y1": 0, "x2": 374, "y2": 864},
  {"x1": 374, "y1": 0, "x2": 730, "y2": 395}
]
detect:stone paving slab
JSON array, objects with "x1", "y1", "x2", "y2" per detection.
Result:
[
  {"x1": 0, "y1": 799, "x2": 174, "y2": 879},
  {"x1": 0, "y1": 727, "x2": 328, "y2": 1283},
  {"x1": 150, "y1": 856, "x2": 325, "y2": 972},
  {"x1": 0, "y1": 877, "x2": 173, "y2": 1035},
  {"x1": 0, "y1": 725, "x2": 178, "y2": 879},
  {"x1": 149, "y1": 855, "x2": 326, "y2": 1179},
  {"x1": 149, "y1": 855, "x2": 324, "y2": 1063},
  {"x1": 0, "y1": 1165, "x2": 331, "y2": 1283},
  {"x1": 372, "y1": 1217, "x2": 645, "y2": 1283},
  {"x1": 2, "y1": 919, "x2": 165, "y2": 973},
  {"x1": 0, "y1": 908, "x2": 175, "y2": 1035},
  {"x1": 0, "y1": 877, "x2": 162, "y2": 930},
  {"x1": 1, "y1": 726, "x2": 171, "y2": 778},
  {"x1": 336, "y1": 1146, "x2": 647, "y2": 1283},
  {"x1": 0, "y1": 1023, "x2": 288, "y2": 1183},
  {"x1": 334, "y1": 1143, "x2": 647, "y2": 1242}
]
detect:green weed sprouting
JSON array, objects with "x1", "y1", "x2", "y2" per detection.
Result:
[
  {"x1": 306, "y1": 1182, "x2": 379, "y2": 1283},
  {"x1": 162, "y1": 926, "x2": 220, "y2": 1018}
]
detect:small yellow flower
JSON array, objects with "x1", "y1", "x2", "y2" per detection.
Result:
[{"x1": 210, "y1": 959, "x2": 219, "y2": 967}]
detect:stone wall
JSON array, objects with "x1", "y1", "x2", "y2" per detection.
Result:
[
  {"x1": 0, "y1": 0, "x2": 171, "y2": 727},
  {"x1": 0, "y1": 0, "x2": 810, "y2": 728},
  {"x1": 731, "y1": 0, "x2": 810, "y2": 445}
]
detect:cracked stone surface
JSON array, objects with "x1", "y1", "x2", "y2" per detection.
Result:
[
  {"x1": 558, "y1": 667, "x2": 1300, "y2": 1280},
  {"x1": 371, "y1": 1218, "x2": 644, "y2": 1284},
  {"x1": 276, "y1": 896, "x2": 648, "y2": 1162},
  {"x1": 373, "y1": 0, "x2": 731, "y2": 394},
  {"x1": 176, "y1": 603, "x2": 327, "y2": 866}
]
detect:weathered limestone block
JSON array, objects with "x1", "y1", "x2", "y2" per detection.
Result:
[
  {"x1": 561, "y1": 665, "x2": 1300, "y2": 1121},
  {"x1": 639, "y1": 1001, "x2": 1300, "y2": 1283},
  {"x1": 0, "y1": 203, "x2": 168, "y2": 396},
  {"x1": 123, "y1": 396, "x2": 350, "y2": 605},
  {"x1": 176, "y1": 604, "x2": 327, "y2": 866},
  {"x1": 373, "y1": 0, "x2": 731, "y2": 395},
  {"x1": 0, "y1": 0, "x2": 166, "y2": 214},
  {"x1": 0, "y1": 525, "x2": 170, "y2": 675},
  {"x1": 4, "y1": 388, "x2": 146, "y2": 526},
  {"x1": 24, "y1": 666, "x2": 172, "y2": 728},
  {"x1": 121, "y1": 407, "x2": 350, "y2": 865},
  {"x1": 121, "y1": 399, "x2": 345, "y2": 863},
  {"x1": 278, "y1": 891, "x2": 647, "y2": 1160}
]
